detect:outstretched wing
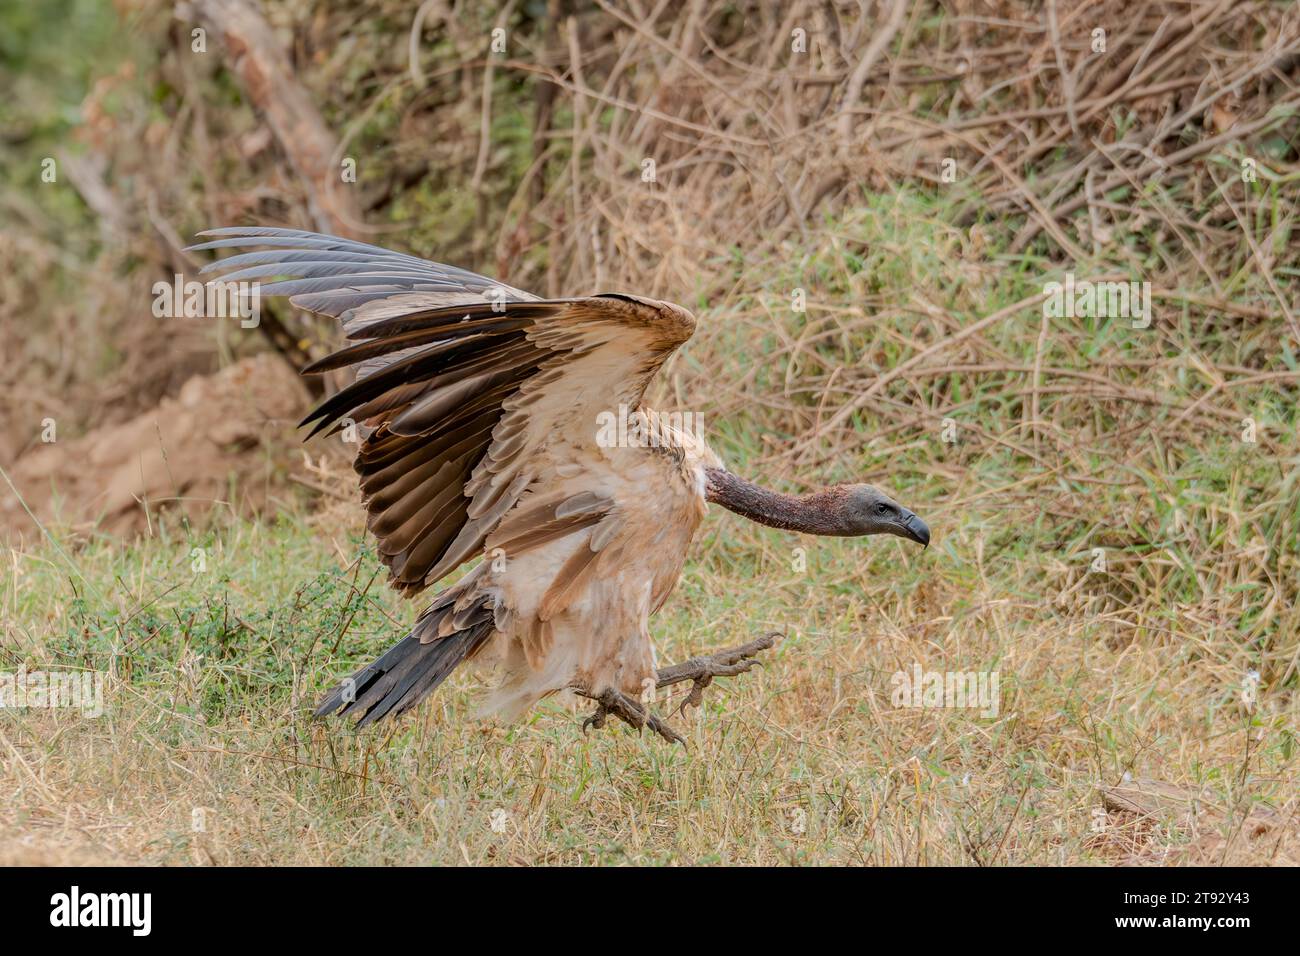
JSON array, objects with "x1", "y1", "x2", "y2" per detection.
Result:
[{"x1": 193, "y1": 227, "x2": 696, "y2": 594}]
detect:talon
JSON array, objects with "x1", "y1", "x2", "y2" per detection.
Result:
[
  {"x1": 582, "y1": 707, "x2": 607, "y2": 733},
  {"x1": 573, "y1": 633, "x2": 778, "y2": 744},
  {"x1": 656, "y1": 632, "x2": 780, "y2": 718},
  {"x1": 575, "y1": 687, "x2": 683, "y2": 743}
]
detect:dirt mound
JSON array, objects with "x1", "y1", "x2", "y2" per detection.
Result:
[{"x1": 1, "y1": 354, "x2": 313, "y2": 541}]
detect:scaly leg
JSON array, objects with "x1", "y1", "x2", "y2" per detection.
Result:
[
  {"x1": 575, "y1": 632, "x2": 780, "y2": 743},
  {"x1": 655, "y1": 632, "x2": 780, "y2": 716},
  {"x1": 576, "y1": 687, "x2": 684, "y2": 744}
]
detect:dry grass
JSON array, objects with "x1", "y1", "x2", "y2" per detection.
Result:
[
  {"x1": 1, "y1": 0, "x2": 1298, "y2": 865},
  {"x1": 1, "y1": 460, "x2": 1296, "y2": 865}
]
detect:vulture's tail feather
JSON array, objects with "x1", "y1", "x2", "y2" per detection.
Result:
[{"x1": 315, "y1": 597, "x2": 495, "y2": 727}]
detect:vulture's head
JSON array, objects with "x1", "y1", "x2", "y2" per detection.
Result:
[{"x1": 838, "y1": 485, "x2": 930, "y2": 547}]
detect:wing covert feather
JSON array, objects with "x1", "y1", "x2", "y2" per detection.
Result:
[{"x1": 193, "y1": 228, "x2": 696, "y2": 594}]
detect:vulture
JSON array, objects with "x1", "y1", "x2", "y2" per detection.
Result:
[{"x1": 191, "y1": 227, "x2": 930, "y2": 742}]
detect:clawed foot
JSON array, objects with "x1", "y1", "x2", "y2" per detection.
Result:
[
  {"x1": 577, "y1": 687, "x2": 684, "y2": 744},
  {"x1": 574, "y1": 632, "x2": 780, "y2": 744},
  {"x1": 656, "y1": 632, "x2": 781, "y2": 716}
]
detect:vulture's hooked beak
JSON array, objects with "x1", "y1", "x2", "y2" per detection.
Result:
[{"x1": 901, "y1": 511, "x2": 930, "y2": 549}]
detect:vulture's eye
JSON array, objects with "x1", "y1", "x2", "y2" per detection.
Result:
[{"x1": 876, "y1": 503, "x2": 890, "y2": 515}]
